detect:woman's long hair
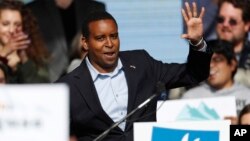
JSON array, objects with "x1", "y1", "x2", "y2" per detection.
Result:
[{"x1": 0, "y1": 0, "x2": 50, "y2": 67}]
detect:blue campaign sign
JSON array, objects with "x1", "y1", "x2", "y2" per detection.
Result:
[{"x1": 152, "y1": 126, "x2": 219, "y2": 141}]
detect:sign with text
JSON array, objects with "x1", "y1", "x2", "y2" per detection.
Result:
[
  {"x1": 0, "y1": 84, "x2": 69, "y2": 141},
  {"x1": 157, "y1": 96, "x2": 237, "y2": 122},
  {"x1": 134, "y1": 120, "x2": 230, "y2": 141}
]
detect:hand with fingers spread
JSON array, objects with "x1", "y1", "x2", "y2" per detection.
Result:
[{"x1": 181, "y1": 2, "x2": 205, "y2": 48}]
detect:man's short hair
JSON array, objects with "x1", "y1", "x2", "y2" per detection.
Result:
[
  {"x1": 81, "y1": 11, "x2": 118, "y2": 38},
  {"x1": 218, "y1": 0, "x2": 250, "y2": 23},
  {"x1": 208, "y1": 39, "x2": 237, "y2": 77}
]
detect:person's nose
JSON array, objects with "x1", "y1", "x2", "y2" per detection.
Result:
[
  {"x1": 210, "y1": 61, "x2": 215, "y2": 68},
  {"x1": 105, "y1": 37, "x2": 113, "y2": 48},
  {"x1": 9, "y1": 25, "x2": 17, "y2": 35},
  {"x1": 222, "y1": 19, "x2": 231, "y2": 27}
]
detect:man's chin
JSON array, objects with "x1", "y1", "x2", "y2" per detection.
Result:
[{"x1": 220, "y1": 35, "x2": 233, "y2": 42}]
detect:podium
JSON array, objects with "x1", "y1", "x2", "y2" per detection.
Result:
[{"x1": 134, "y1": 120, "x2": 230, "y2": 141}]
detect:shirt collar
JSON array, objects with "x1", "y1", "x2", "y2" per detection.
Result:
[{"x1": 85, "y1": 57, "x2": 123, "y2": 81}]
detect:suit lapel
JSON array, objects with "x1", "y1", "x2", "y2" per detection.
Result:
[
  {"x1": 120, "y1": 56, "x2": 139, "y2": 114},
  {"x1": 73, "y1": 61, "x2": 114, "y2": 125},
  {"x1": 73, "y1": 57, "x2": 140, "y2": 130}
]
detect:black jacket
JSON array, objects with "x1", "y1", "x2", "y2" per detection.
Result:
[{"x1": 56, "y1": 48, "x2": 212, "y2": 141}]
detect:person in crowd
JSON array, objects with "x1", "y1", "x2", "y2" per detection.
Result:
[
  {"x1": 170, "y1": 0, "x2": 219, "y2": 99},
  {"x1": 26, "y1": 0, "x2": 106, "y2": 82},
  {"x1": 216, "y1": 0, "x2": 250, "y2": 87},
  {"x1": 56, "y1": 2, "x2": 212, "y2": 140},
  {"x1": 170, "y1": 0, "x2": 250, "y2": 99},
  {"x1": 0, "y1": 0, "x2": 50, "y2": 83},
  {"x1": 238, "y1": 104, "x2": 250, "y2": 125},
  {"x1": 182, "y1": 40, "x2": 250, "y2": 119},
  {"x1": 66, "y1": 32, "x2": 87, "y2": 73}
]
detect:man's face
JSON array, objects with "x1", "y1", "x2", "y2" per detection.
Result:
[
  {"x1": 0, "y1": 9, "x2": 22, "y2": 45},
  {"x1": 82, "y1": 19, "x2": 120, "y2": 73},
  {"x1": 216, "y1": 2, "x2": 249, "y2": 44},
  {"x1": 208, "y1": 53, "x2": 236, "y2": 89}
]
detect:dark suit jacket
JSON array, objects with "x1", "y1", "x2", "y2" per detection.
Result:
[
  {"x1": 26, "y1": 0, "x2": 105, "y2": 82},
  {"x1": 56, "y1": 49, "x2": 212, "y2": 141}
]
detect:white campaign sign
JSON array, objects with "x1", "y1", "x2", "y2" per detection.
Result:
[
  {"x1": 157, "y1": 96, "x2": 237, "y2": 122},
  {"x1": 0, "y1": 84, "x2": 69, "y2": 141}
]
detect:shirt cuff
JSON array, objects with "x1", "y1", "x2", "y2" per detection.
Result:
[{"x1": 197, "y1": 40, "x2": 207, "y2": 52}]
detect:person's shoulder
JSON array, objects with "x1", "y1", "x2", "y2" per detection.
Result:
[
  {"x1": 55, "y1": 72, "x2": 72, "y2": 83},
  {"x1": 119, "y1": 50, "x2": 155, "y2": 64},
  {"x1": 235, "y1": 83, "x2": 250, "y2": 92},
  {"x1": 119, "y1": 50, "x2": 152, "y2": 61},
  {"x1": 55, "y1": 65, "x2": 81, "y2": 84},
  {"x1": 182, "y1": 83, "x2": 208, "y2": 99},
  {"x1": 120, "y1": 49, "x2": 149, "y2": 56}
]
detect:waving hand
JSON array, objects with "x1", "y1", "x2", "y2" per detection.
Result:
[{"x1": 181, "y1": 2, "x2": 205, "y2": 46}]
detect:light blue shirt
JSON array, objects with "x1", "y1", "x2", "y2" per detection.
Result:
[{"x1": 86, "y1": 57, "x2": 128, "y2": 131}]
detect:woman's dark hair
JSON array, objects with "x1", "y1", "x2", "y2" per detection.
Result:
[
  {"x1": 22, "y1": 3, "x2": 50, "y2": 67},
  {"x1": 0, "y1": 0, "x2": 50, "y2": 67}
]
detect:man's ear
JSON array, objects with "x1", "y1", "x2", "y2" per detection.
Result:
[
  {"x1": 245, "y1": 21, "x2": 250, "y2": 32},
  {"x1": 81, "y1": 36, "x2": 89, "y2": 51}
]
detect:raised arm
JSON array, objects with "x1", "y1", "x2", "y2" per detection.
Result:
[{"x1": 181, "y1": 2, "x2": 205, "y2": 49}]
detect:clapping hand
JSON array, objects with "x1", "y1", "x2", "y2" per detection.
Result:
[
  {"x1": 0, "y1": 31, "x2": 30, "y2": 57},
  {"x1": 0, "y1": 31, "x2": 30, "y2": 71}
]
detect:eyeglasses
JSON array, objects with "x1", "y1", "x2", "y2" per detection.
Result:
[{"x1": 217, "y1": 16, "x2": 238, "y2": 26}]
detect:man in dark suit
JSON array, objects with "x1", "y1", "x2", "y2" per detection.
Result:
[
  {"x1": 26, "y1": 0, "x2": 106, "y2": 82},
  {"x1": 56, "y1": 2, "x2": 212, "y2": 141}
]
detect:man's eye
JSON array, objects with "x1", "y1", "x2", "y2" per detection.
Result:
[
  {"x1": 111, "y1": 35, "x2": 117, "y2": 39},
  {"x1": 96, "y1": 37, "x2": 105, "y2": 41},
  {"x1": 111, "y1": 34, "x2": 118, "y2": 39},
  {"x1": 212, "y1": 57, "x2": 224, "y2": 63}
]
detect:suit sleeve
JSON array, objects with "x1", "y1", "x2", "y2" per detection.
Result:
[{"x1": 143, "y1": 46, "x2": 212, "y2": 89}]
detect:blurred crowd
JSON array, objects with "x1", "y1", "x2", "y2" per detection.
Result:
[{"x1": 0, "y1": 0, "x2": 105, "y2": 84}]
